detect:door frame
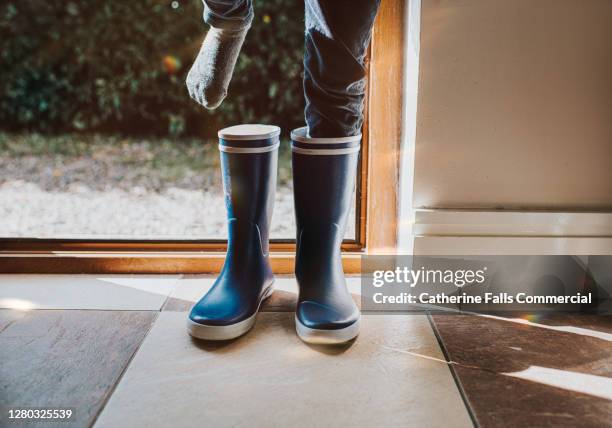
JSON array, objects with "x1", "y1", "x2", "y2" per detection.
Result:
[{"x1": 0, "y1": 0, "x2": 405, "y2": 274}]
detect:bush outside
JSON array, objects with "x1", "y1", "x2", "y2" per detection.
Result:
[{"x1": 0, "y1": 0, "x2": 305, "y2": 138}]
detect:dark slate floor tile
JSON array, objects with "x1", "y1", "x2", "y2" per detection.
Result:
[
  {"x1": 432, "y1": 314, "x2": 612, "y2": 428},
  {"x1": 0, "y1": 310, "x2": 157, "y2": 428}
]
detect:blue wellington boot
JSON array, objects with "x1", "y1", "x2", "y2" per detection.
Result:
[
  {"x1": 291, "y1": 126, "x2": 361, "y2": 344},
  {"x1": 188, "y1": 124, "x2": 280, "y2": 340}
]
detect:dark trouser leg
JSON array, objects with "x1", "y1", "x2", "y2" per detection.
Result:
[
  {"x1": 304, "y1": 0, "x2": 381, "y2": 137},
  {"x1": 202, "y1": 0, "x2": 253, "y2": 30},
  {"x1": 291, "y1": 0, "x2": 381, "y2": 344}
]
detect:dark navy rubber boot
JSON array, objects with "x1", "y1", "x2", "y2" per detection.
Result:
[
  {"x1": 188, "y1": 124, "x2": 280, "y2": 340},
  {"x1": 291, "y1": 126, "x2": 361, "y2": 344}
]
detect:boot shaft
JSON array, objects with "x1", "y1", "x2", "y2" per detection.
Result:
[
  {"x1": 187, "y1": 124, "x2": 279, "y2": 340},
  {"x1": 218, "y1": 124, "x2": 280, "y2": 256},
  {"x1": 291, "y1": 126, "x2": 360, "y2": 234},
  {"x1": 290, "y1": 127, "x2": 361, "y2": 275}
]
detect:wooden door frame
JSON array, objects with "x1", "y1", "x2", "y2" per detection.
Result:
[{"x1": 0, "y1": 0, "x2": 404, "y2": 274}]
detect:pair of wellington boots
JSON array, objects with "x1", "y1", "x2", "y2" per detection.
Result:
[{"x1": 187, "y1": 124, "x2": 361, "y2": 345}]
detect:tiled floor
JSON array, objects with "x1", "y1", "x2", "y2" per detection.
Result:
[
  {"x1": 1, "y1": 275, "x2": 610, "y2": 428},
  {"x1": 96, "y1": 312, "x2": 470, "y2": 428}
]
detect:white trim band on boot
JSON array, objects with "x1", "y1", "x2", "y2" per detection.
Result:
[
  {"x1": 290, "y1": 126, "x2": 362, "y2": 144},
  {"x1": 291, "y1": 146, "x2": 360, "y2": 156},
  {"x1": 219, "y1": 142, "x2": 280, "y2": 154},
  {"x1": 218, "y1": 124, "x2": 281, "y2": 140}
]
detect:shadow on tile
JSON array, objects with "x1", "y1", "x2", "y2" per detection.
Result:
[
  {"x1": 163, "y1": 275, "x2": 361, "y2": 312},
  {"x1": 304, "y1": 340, "x2": 357, "y2": 355},
  {"x1": 188, "y1": 314, "x2": 356, "y2": 356},
  {"x1": 162, "y1": 289, "x2": 301, "y2": 312}
]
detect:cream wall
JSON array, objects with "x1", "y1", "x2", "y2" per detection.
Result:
[{"x1": 413, "y1": 0, "x2": 612, "y2": 210}]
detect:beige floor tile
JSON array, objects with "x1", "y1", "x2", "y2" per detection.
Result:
[
  {"x1": 95, "y1": 312, "x2": 472, "y2": 428},
  {"x1": 163, "y1": 275, "x2": 362, "y2": 312},
  {"x1": 0, "y1": 275, "x2": 179, "y2": 310}
]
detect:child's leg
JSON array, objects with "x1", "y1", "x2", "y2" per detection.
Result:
[
  {"x1": 303, "y1": 0, "x2": 381, "y2": 137},
  {"x1": 186, "y1": 0, "x2": 253, "y2": 109},
  {"x1": 290, "y1": 0, "x2": 381, "y2": 344}
]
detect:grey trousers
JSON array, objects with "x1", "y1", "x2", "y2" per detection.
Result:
[{"x1": 202, "y1": 0, "x2": 381, "y2": 137}]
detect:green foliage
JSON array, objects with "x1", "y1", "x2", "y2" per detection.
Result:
[{"x1": 0, "y1": 0, "x2": 304, "y2": 137}]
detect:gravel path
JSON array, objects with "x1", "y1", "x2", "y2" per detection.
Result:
[
  {"x1": 0, "y1": 179, "x2": 298, "y2": 239},
  {"x1": 0, "y1": 135, "x2": 355, "y2": 239}
]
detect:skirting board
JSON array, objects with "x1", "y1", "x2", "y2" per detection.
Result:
[
  {"x1": 414, "y1": 236, "x2": 612, "y2": 255},
  {"x1": 412, "y1": 210, "x2": 612, "y2": 255},
  {"x1": 414, "y1": 210, "x2": 612, "y2": 237}
]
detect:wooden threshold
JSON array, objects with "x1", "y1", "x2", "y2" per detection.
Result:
[
  {"x1": 0, "y1": 240, "x2": 362, "y2": 253},
  {"x1": 0, "y1": 252, "x2": 362, "y2": 274}
]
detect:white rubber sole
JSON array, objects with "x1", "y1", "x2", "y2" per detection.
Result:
[
  {"x1": 187, "y1": 285, "x2": 274, "y2": 341},
  {"x1": 295, "y1": 315, "x2": 360, "y2": 345}
]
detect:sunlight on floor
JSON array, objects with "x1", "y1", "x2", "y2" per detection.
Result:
[
  {"x1": 479, "y1": 314, "x2": 612, "y2": 342},
  {"x1": 505, "y1": 366, "x2": 612, "y2": 401},
  {"x1": 0, "y1": 298, "x2": 37, "y2": 310}
]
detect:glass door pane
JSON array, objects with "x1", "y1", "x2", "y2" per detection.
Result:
[{"x1": 0, "y1": 0, "x2": 356, "y2": 241}]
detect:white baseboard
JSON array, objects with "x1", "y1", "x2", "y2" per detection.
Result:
[
  {"x1": 414, "y1": 209, "x2": 612, "y2": 237},
  {"x1": 411, "y1": 209, "x2": 612, "y2": 255},
  {"x1": 414, "y1": 236, "x2": 612, "y2": 255}
]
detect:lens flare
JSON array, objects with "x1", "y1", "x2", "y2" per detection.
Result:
[
  {"x1": 162, "y1": 55, "x2": 182, "y2": 74},
  {"x1": 519, "y1": 314, "x2": 544, "y2": 323}
]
